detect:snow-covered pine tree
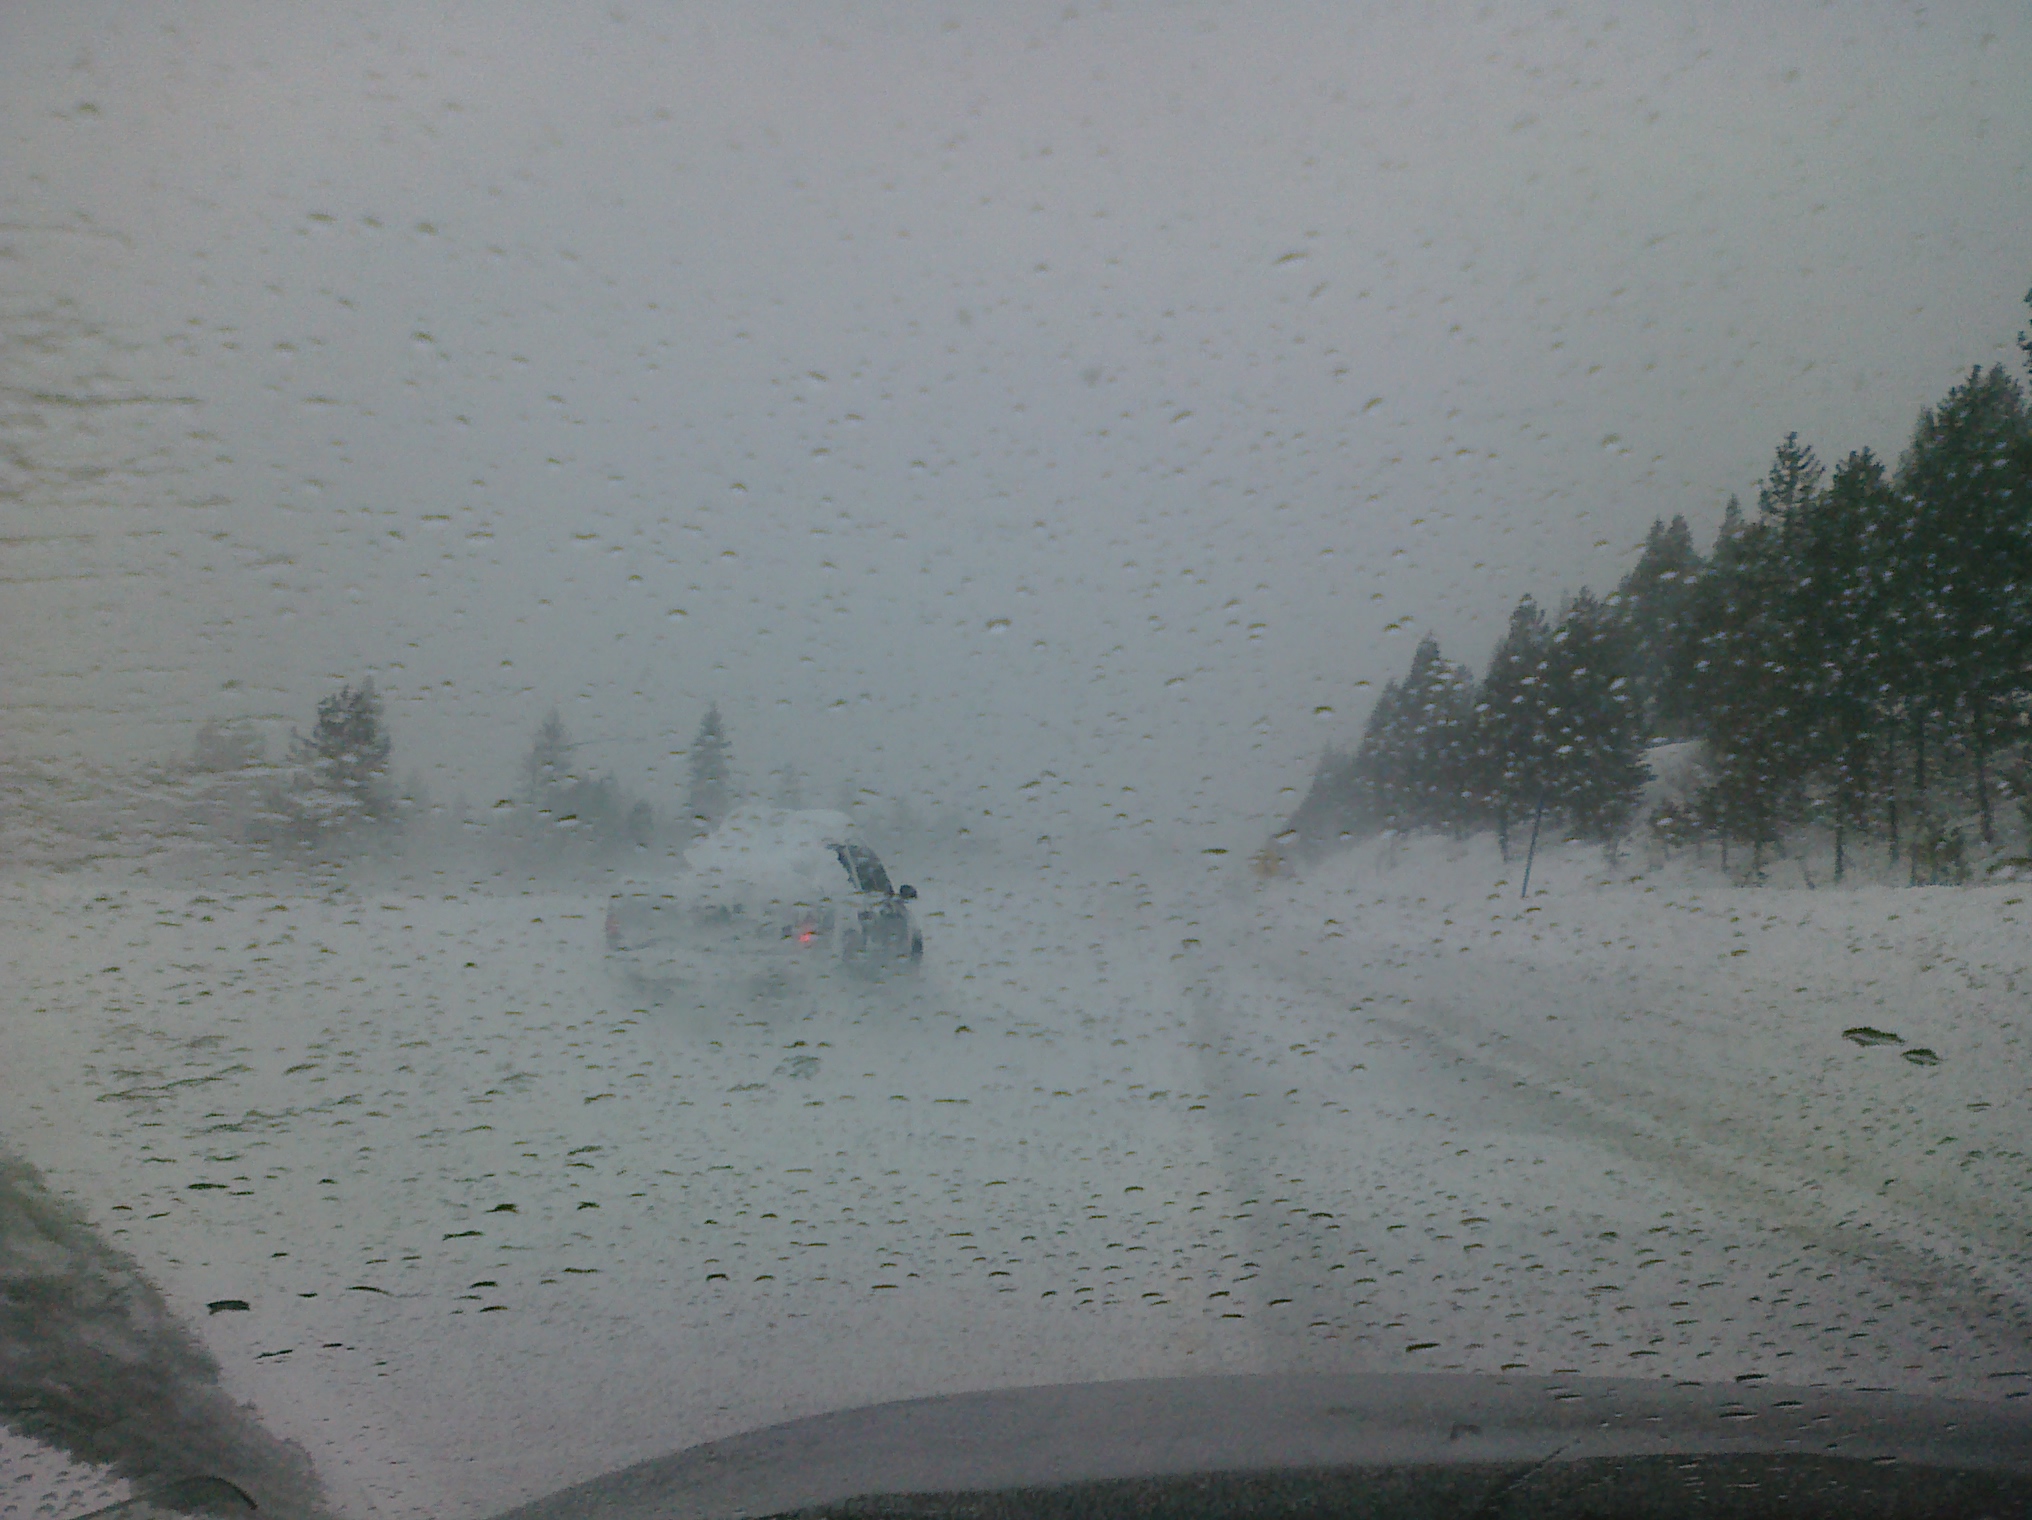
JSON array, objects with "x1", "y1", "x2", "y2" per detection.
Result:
[
  {"x1": 284, "y1": 679, "x2": 394, "y2": 842},
  {"x1": 524, "y1": 709, "x2": 575, "y2": 808},
  {"x1": 686, "y1": 704, "x2": 734, "y2": 833},
  {"x1": 1685, "y1": 449, "x2": 1825, "y2": 872},
  {"x1": 1277, "y1": 745, "x2": 1363, "y2": 860},
  {"x1": 1540, "y1": 589, "x2": 1646, "y2": 847},
  {"x1": 1782, "y1": 448, "x2": 1893, "y2": 877},
  {"x1": 1613, "y1": 515, "x2": 1704, "y2": 740},
  {"x1": 1392, "y1": 634, "x2": 1477, "y2": 835},
  {"x1": 1891, "y1": 365, "x2": 2031, "y2": 844},
  {"x1": 1346, "y1": 669, "x2": 1412, "y2": 832},
  {"x1": 1470, "y1": 596, "x2": 1553, "y2": 859}
]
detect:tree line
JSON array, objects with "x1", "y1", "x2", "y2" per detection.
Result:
[
  {"x1": 194, "y1": 685, "x2": 721, "y2": 857},
  {"x1": 191, "y1": 687, "x2": 951, "y2": 863},
  {"x1": 1278, "y1": 294, "x2": 2032, "y2": 884}
]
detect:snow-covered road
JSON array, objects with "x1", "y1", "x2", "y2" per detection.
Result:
[{"x1": 3, "y1": 848, "x2": 2028, "y2": 1519}]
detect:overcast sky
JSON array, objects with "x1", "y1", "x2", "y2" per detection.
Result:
[{"x1": 4, "y1": 1, "x2": 2029, "y2": 846}]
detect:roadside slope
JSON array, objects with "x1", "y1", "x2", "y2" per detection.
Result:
[{"x1": 1245, "y1": 838, "x2": 2032, "y2": 1316}]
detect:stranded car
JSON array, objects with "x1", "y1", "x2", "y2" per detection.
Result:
[{"x1": 604, "y1": 806, "x2": 922, "y2": 994}]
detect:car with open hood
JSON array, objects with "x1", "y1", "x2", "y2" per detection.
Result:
[{"x1": 604, "y1": 806, "x2": 922, "y2": 995}]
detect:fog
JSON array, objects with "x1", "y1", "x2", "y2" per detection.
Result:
[{"x1": 5, "y1": 1, "x2": 2029, "y2": 847}]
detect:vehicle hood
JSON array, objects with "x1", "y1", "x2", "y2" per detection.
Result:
[
  {"x1": 680, "y1": 808, "x2": 860, "y2": 907},
  {"x1": 488, "y1": 1372, "x2": 2032, "y2": 1519}
]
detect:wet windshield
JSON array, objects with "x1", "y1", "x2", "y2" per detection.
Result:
[{"x1": 3, "y1": 6, "x2": 2030, "y2": 1519}]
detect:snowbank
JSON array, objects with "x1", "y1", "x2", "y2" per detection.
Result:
[{"x1": 1248, "y1": 832, "x2": 2032, "y2": 1306}]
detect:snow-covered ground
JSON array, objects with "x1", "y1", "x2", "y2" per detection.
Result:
[
  {"x1": 2, "y1": 841, "x2": 2028, "y2": 1519},
  {"x1": 1247, "y1": 834, "x2": 2032, "y2": 1293}
]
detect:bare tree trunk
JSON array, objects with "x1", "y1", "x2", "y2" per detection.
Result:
[
  {"x1": 1972, "y1": 697, "x2": 1994, "y2": 845},
  {"x1": 1885, "y1": 725, "x2": 1900, "y2": 864},
  {"x1": 1519, "y1": 792, "x2": 1546, "y2": 899},
  {"x1": 1835, "y1": 732, "x2": 1859, "y2": 884},
  {"x1": 1912, "y1": 708, "x2": 1927, "y2": 822}
]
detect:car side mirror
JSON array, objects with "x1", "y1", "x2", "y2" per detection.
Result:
[{"x1": 897, "y1": 884, "x2": 917, "y2": 901}]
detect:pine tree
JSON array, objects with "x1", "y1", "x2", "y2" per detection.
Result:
[
  {"x1": 1393, "y1": 634, "x2": 1478, "y2": 834},
  {"x1": 1891, "y1": 365, "x2": 2032, "y2": 842},
  {"x1": 2020, "y1": 285, "x2": 2032, "y2": 384},
  {"x1": 1329, "y1": 636, "x2": 1466, "y2": 836},
  {"x1": 524, "y1": 709, "x2": 575, "y2": 806},
  {"x1": 686, "y1": 704, "x2": 734, "y2": 833},
  {"x1": 1685, "y1": 445, "x2": 1828, "y2": 870},
  {"x1": 1614, "y1": 516, "x2": 1705, "y2": 739},
  {"x1": 1788, "y1": 449, "x2": 1894, "y2": 876},
  {"x1": 286, "y1": 680, "x2": 393, "y2": 838},
  {"x1": 1275, "y1": 637, "x2": 1474, "y2": 855},
  {"x1": 1540, "y1": 589, "x2": 1647, "y2": 845},
  {"x1": 516, "y1": 708, "x2": 655, "y2": 855},
  {"x1": 1278, "y1": 745, "x2": 1364, "y2": 859},
  {"x1": 1345, "y1": 672, "x2": 1413, "y2": 831},
  {"x1": 1470, "y1": 596, "x2": 1554, "y2": 858},
  {"x1": 1758, "y1": 432, "x2": 1826, "y2": 531}
]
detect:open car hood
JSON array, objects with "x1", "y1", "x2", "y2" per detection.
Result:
[{"x1": 488, "y1": 1372, "x2": 2032, "y2": 1519}]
